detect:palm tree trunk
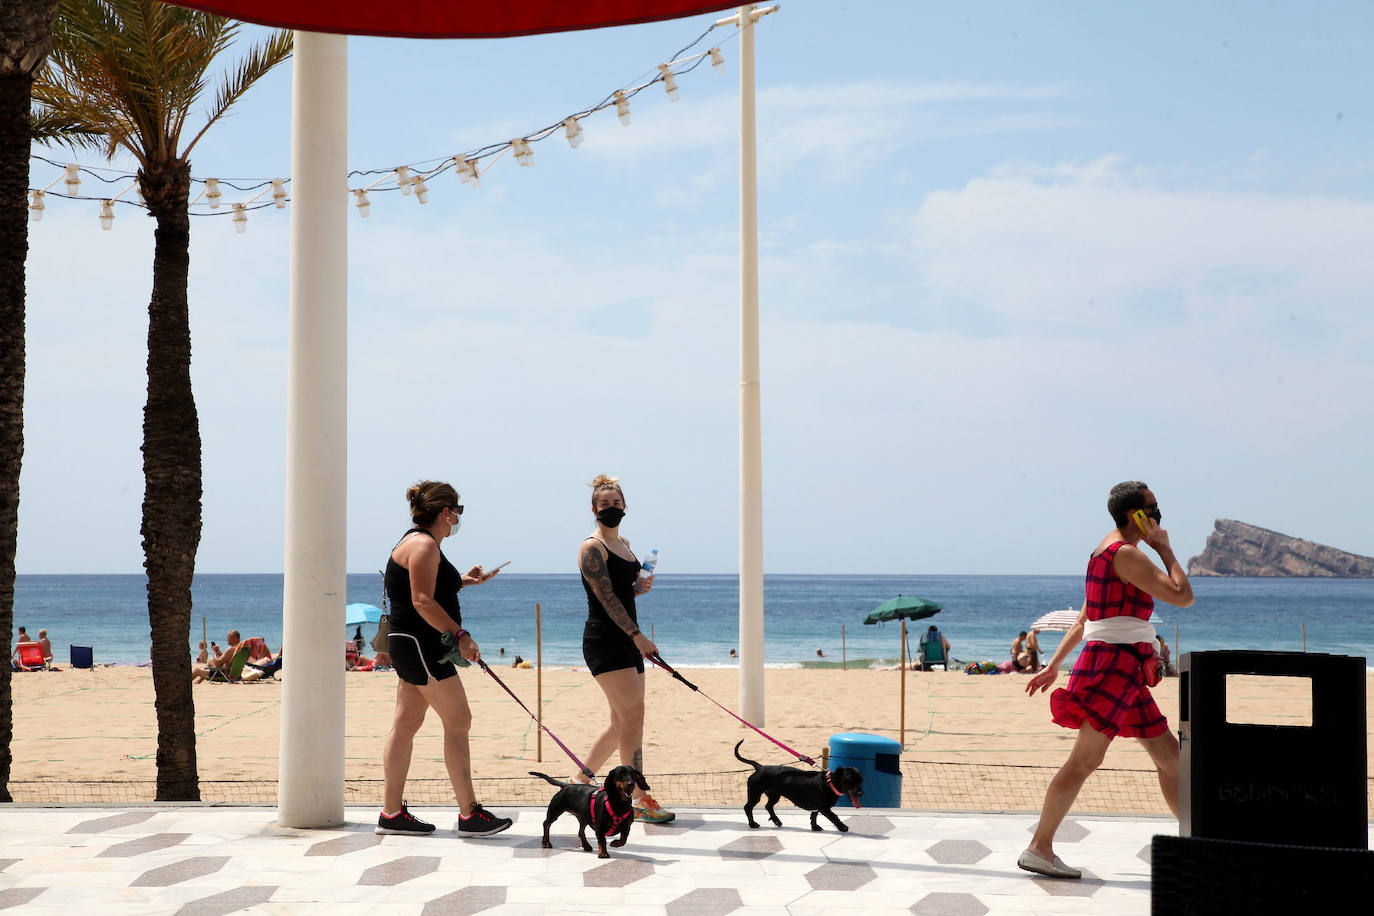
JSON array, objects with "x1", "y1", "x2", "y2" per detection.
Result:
[
  {"x1": 140, "y1": 160, "x2": 201, "y2": 801},
  {"x1": 0, "y1": 0, "x2": 61, "y2": 805}
]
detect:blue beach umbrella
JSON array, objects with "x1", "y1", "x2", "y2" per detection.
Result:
[{"x1": 345, "y1": 603, "x2": 383, "y2": 627}]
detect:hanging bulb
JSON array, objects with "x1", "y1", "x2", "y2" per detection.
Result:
[
  {"x1": 353, "y1": 188, "x2": 370, "y2": 217},
  {"x1": 232, "y1": 203, "x2": 247, "y2": 234},
  {"x1": 271, "y1": 178, "x2": 287, "y2": 209},
  {"x1": 28, "y1": 190, "x2": 44, "y2": 222},
  {"x1": 64, "y1": 164, "x2": 80, "y2": 196},
  {"x1": 511, "y1": 139, "x2": 533, "y2": 167},
  {"x1": 205, "y1": 178, "x2": 222, "y2": 209},
  {"x1": 614, "y1": 91, "x2": 631, "y2": 126},
  {"x1": 455, "y1": 156, "x2": 480, "y2": 187},
  {"x1": 396, "y1": 166, "x2": 412, "y2": 196},
  {"x1": 412, "y1": 174, "x2": 429, "y2": 203},
  {"x1": 99, "y1": 200, "x2": 114, "y2": 231},
  {"x1": 563, "y1": 117, "x2": 584, "y2": 149},
  {"x1": 658, "y1": 64, "x2": 679, "y2": 101},
  {"x1": 710, "y1": 47, "x2": 725, "y2": 73}
]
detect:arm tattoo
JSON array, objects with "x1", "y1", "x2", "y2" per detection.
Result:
[{"x1": 581, "y1": 543, "x2": 637, "y2": 635}]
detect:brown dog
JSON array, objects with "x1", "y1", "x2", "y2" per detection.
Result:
[{"x1": 530, "y1": 766, "x2": 648, "y2": 857}]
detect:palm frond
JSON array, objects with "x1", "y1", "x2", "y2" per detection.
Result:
[
  {"x1": 182, "y1": 28, "x2": 291, "y2": 157},
  {"x1": 27, "y1": 107, "x2": 109, "y2": 153}
]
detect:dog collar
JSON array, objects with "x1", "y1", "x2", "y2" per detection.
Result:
[
  {"x1": 592, "y1": 788, "x2": 633, "y2": 832},
  {"x1": 824, "y1": 770, "x2": 844, "y2": 796}
]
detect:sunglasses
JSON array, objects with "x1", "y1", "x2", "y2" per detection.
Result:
[{"x1": 448, "y1": 505, "x2": 464, "y2": 515}]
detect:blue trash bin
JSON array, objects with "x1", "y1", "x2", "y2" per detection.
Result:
[{"x1": 828, "y1": 732, "x2": 902, "y2": 808}]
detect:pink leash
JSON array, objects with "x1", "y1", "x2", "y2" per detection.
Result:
[
  {"x1": 646, "y1": 652, "x2": 816, "y2": 767},
  {"x1": 476, "y1": 659, "x2": 596, "y2": 780}
]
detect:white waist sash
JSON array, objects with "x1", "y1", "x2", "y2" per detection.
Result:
[{"x1": 1083, "y1": 616, "x2": 1156, "y2": 646}]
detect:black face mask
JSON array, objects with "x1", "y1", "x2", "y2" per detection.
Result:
[{"x1": 596, "y1": 507, "x2": 625, "y2": 528}]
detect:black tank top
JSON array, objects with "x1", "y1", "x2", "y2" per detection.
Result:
[
  {"x1": 581, "y1": 537, "x2": 639, "y2": 629},
  {"x1": 386, "y1": 528, "x2": 462, "y2": 635}
]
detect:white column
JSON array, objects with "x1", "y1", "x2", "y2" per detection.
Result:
[
  {"x1": 278, "y1": 30, "x2": 348, "y2": 828},
  {"x1": 736, "y1": 4, "x2": 765, "y2": 725}
]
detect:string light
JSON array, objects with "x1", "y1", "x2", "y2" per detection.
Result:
[
  {"x1": 658, "y1": 64, "x2": 680, "y2": 101},
  {"x1": 25, "y1": 13, "x2": 766, "y2": 227},
  {"x1": 204, "y1": 178, "x2": 222, "y2": 209},
  {"x1": 563, "y1": 117, "x2": 584, "y2": 149}
]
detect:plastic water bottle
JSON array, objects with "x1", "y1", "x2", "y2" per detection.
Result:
[{"x1": 638, "y1": 549, "x2": 659, "y2": 581}]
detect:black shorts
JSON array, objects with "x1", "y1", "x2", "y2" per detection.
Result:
[
  {"x1": 582, "y1": 624, "x2": 644, "y2": 677},
  {"x1": 388, "y1": 630, "x2": 457, "y2": 685}
]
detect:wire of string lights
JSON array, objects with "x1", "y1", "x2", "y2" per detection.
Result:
[{"x1": 26, "y1": 17, "x2": 746, "y2": 233}]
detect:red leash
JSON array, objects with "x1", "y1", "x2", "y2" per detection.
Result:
[
  {"x1": 476, "y1": 659, "x2": 597, "y2": 781},
  {"x1": 646, "y1": 652, "x2": 816, "y2": 767}
]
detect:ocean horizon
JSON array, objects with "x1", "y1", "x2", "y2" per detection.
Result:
[{"x1": 12, "y1": 573, "x2": 1373, "y2": 672}]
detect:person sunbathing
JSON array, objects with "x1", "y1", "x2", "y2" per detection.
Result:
[{"x1": 192, "y1": 630, "x2": 243, "y2": 683}]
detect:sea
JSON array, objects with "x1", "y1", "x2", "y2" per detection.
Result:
[{"x1": 12, "y1": 574, "x2": 1374, "y2": 672}]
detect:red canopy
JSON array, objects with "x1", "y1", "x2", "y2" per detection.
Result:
[{"x1": 168, "y1": 1, "x2": 742, "y2": 39}]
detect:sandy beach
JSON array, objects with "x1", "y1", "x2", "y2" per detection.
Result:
[{"x1": 10, "y1": 665, "x2": 1372, "y2": 814}]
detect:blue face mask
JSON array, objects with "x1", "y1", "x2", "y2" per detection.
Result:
[{"x1": 447, "y1": 510, "x2": 462, "y2": 536}]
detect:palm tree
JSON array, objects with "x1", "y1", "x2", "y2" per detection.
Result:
[
  {"x1": 0, "y1": 0, "x2": 61, "y2": 804},
  {"x1": 32, "y1": 0, "x2": 290, "y2": 800}
]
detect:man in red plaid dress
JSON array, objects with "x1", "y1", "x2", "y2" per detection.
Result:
[{"x1": 1018, "y1": 481, "x2": 1195, "y2": 879}]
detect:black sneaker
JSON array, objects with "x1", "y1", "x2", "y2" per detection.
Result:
[
  {"x1": 376, "y1": 802, "x2": 436, "y2": 836},
  {"x1": 457, "y1": 805, "x2": 513, "y2": 837}
]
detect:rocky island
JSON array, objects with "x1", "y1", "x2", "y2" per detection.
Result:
[{"x1": 1188, "y1": 519, "x2": 1374, "y2": 577}]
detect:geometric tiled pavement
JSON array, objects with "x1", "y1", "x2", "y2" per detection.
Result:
[{"x1": 3, "y1": 805, "x2": 1342, "y2": 914}]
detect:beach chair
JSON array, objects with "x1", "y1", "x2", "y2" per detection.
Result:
[
  {"x1": 14, "y1": 641, "x2": 46, "y2": 671},
  {"x1": 206, "y1": 643, "x2": 251, "y2": 683},
  {"x1": 918, "y1": 634, "x2": 949, "y2": 671},
  {"x1": 70, "y1": 645, "x2": 94, "y2": 669},
  {"x1": 244, "y1": 655, "x2": 282, "y2": 680}
]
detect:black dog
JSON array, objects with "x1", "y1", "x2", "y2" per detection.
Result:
[
  {"x1": 530, "y1": 765, "x2": 648, "y2": 858},
  {"x1": 734, "y1": 740, "x2": 864, "y2": 832}
]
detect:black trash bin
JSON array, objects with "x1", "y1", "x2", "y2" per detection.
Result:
[{"x1": 1179, "y1": 649, "x2": 1367, "y2": 850}]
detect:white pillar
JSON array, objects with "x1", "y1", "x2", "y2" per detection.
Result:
[
  {"x1": 278, "y1": 30, "x2": 348, "y2": 828},
  {"x1": 736, "y1": 4, "x2": 765, "y2": 725}
]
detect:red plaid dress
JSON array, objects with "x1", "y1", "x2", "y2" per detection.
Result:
[{"x1": 1050, "y1": 541, "x2": 1167, "y2": 739}]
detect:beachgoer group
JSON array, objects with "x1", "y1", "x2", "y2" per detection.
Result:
[{"x1": 1020, "y1": 480, "x2": 1194, "y2": 880}]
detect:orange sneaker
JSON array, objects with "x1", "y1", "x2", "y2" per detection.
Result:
[{"x1": 633, "y1": 795, "x2": 675, "y2": 824}]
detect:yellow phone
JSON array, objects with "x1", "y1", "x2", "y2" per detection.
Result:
[{"x1": 1131, "y1": 509, "x2": 1152, "y2": 534}]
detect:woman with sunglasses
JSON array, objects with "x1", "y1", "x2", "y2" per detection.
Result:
[
  {"x1": 1020, "y1": 481, "x2": 1194, "y2": 878},
  {"x1": 376, "y1": 480, "x2": 510, "y2": 838}
]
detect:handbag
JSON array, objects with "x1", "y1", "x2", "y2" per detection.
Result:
[
  {"x1": 371, "y1": 565, "x2": 391, "y2": 653},
  {"x1": 1123, "y1": 643, "x2": 1163, "y2": 688}
]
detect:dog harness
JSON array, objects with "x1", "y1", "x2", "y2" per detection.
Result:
[{"x1": 591, "y1": 789, "x2": 633, "y2": 833}]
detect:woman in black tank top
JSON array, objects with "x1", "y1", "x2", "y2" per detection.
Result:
[
  {"x1": 567, "y1": 474, "x2": 675, "y2": 824},
  {"x1": 375, "y1": 480, "x2": 512, "y2": 839}
]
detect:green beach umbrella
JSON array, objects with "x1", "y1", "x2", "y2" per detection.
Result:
[{"x1": 863, "y1": 595, "x2": 942, "y2": 625}]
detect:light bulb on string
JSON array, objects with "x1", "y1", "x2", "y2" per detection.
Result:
[
  {"x1": 396, "y1": 166, "x2": 412, "y2": 195},
  {"x1": 710, "y1": 47, "x2": 724, "y2": 73},
  {"x1": 271, "y1": 178, "x2": 287, "y2": 209},
  {"x1": 64, "y1": 164, "x2": 80, "y2": 196},
  {"x1": 658, "y1": 64, "x2": 679, "y2": 101},
  {"x1": 232, "y1": 203, "x2": 247, "y2": 234},
  {"x1": 204, "y1": 178, "x2": 222, "y2": 209},
  {"x1": 563, "y1": 117, "x2": 584, "y2": 149},
  {"x1": 511, "y1": 139, "x2": 533, "y2": 167},
  {"x1": 412, "y1": 174, "x2": 429, "y2": 203},
  {"x1": 455, "y1": 156, "x2": 480, "y2": 187},
  {"x1": 28, "y1": 190, "x2": 44, "y2": 222},
  {"x1": 614, "y1": 91, "x2": 631, "y2": 126},
  {"x1": 99, "y1": 200, "x2": 114, "y2": 231},
  {"x1": 353, "y1": 188, "x2": 370, "y2": 217}
]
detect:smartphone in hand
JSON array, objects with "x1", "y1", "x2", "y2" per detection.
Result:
[{"x1": 1131, "y1": 509, "x2": 1153, "y2": 535}]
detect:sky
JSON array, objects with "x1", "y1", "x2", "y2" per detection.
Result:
[{"x1": 17, "y1": 1, "x2": 1374, "y2": 576}]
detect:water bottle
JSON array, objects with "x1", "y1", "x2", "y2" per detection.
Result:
[{"x1": 638, "y1": 549, "x2": 659, "y2": 581}]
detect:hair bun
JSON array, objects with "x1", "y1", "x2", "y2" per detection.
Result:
[
  {"x1": 406, "y1": 484, "x2": 423, "y2": 504},
  {"x1": 588, "y1": 474, "x2": 620, "y2": 488}
]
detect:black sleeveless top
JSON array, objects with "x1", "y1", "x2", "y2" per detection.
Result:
[
  {"x1": 386, "y1": 528, "x2": 462, "y2": 635},
  {"x1": 581, "y1": 537, "x2": 639, "y2": 630}
]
